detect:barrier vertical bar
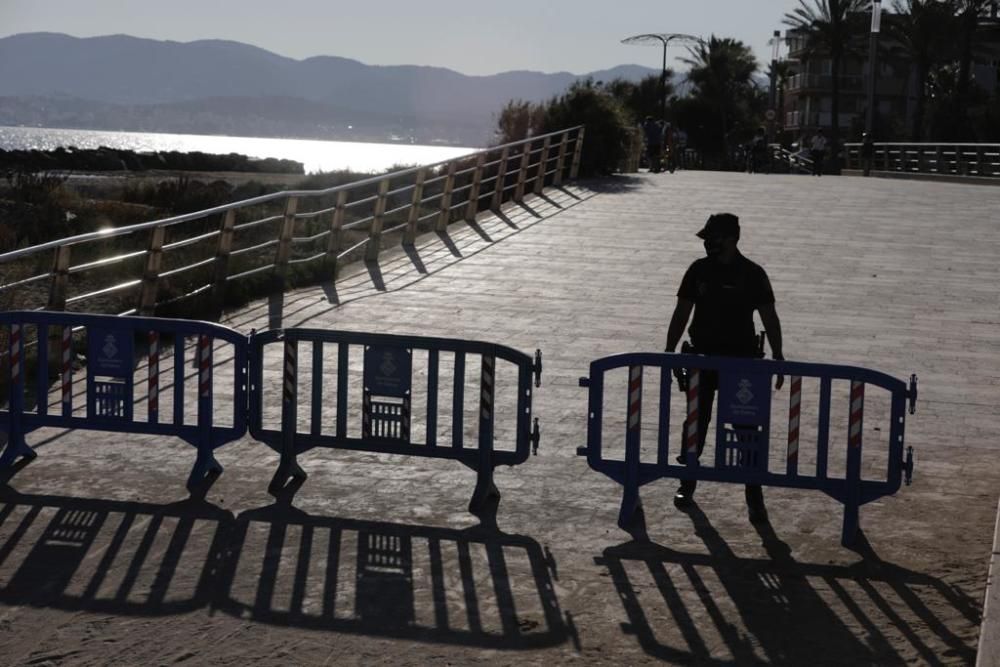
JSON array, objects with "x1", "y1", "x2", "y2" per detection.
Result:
[
  {"x1": 570, "y1": 127, "x2": 586, "y2": 180},
  {"x1": 619, "y1": 365, "x2": 643, "y2": 528},
  {"x1": 842, "y1": 381, "x2": 865, "y2": 545},
  {"x1": 470, "y1": 353, "x2": 498, "y2": 511},
  {"x1": 816, "y1": 377, "x2": 831, "y2": 479},
  {"x1": 452, "y1": 352, "x2": 465, "y2": 449},
  {"x1": 311, "y1": 341, "x2": 323, "y2": 436},
  {"x1": 191, "y1": 334, "x2": 214, "y2": 485},
  {"x1": 366, "y1": 178, "x2": 390, "y2": 262},
  {"x1": 465, "y1": 153, "x2": 487, "y2": 222},
  {"x1": 173, "y1": 337, "x2": 185, "y2": 426},
  {"x1": 403, "y1": 168, "x2": 426, "y2": 246},
  {"x1": 684, "y1": 369, "x2": 700, "y2": 466},
  {"x1": 36, "y1": 324, "x2": 48, "y2": 416},
  {"x1": 533, "y1": 136, "x2": 551, "y2": 195},
  {"x1": 148, "y1": 330, "x2": 159, "y2": 424},
  {"x1": 336, "y1": 343, "x2": 348, "y2": 439},
  {"x1": 553, "y1": 133, "x2": 569, "y2": 187},
  {"x1": 426, "y1": 349, "x2": 439, "y2": 448},
  {"x1": 0, "y1": 322, "x2": 33, "y2": 466},
  {"x1": 787, "y1": 375, "x2": 801, "y2": 475},
  {"x1": 436, "y1": 163, "x2": 457, "y2": 232},
  {"x1": 269, "y1": 336, "x2": 306, "y2": 494},
  {"x1": 656, "y1": 366, "x2": 671, "y2": 466},
  {"x1": 61, "y1": 325, "x2": 72, "y2": 418},
  {"x1": 490, "y1": 147, "x2": 510, "y2": 212}
]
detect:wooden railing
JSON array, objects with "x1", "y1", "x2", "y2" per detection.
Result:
[
  {"x1": 0, "y1": 127, "x2": 585, "y2": 319},
  {"x1": 844, "y1": 142, "x2": 1000, "y2": 179}
]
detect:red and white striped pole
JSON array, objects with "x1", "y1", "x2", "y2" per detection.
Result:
[
  {"x1": 198, "y1": 335, "x2": 212, "y2": 399},
  {"x1": 849, "y1": 381, "x2": 865, "y2": 449},
  {"x1": 10, "y1": 323, "x2": 21, "y2": 385},
  {"x1": 685, "y1": 369, "x2": 700, "y2": 459},
  {"x1": 61, "y1": 326, "x2": 72, "y2": 413},
  {"x1": 148, "y1": 331, "x2": 160, "y2": 420},
  {"x1": 628, "y1": 365, "x2": 641, "y2": 433},
  {"x1": 787, "y1": 375, "x2": 802, "y2": 472}
]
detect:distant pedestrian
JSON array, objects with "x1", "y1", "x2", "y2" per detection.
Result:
[
  {"x1": 861, "y1": 132, "x2": 875, "y2": 177},
  {"x1": 810, "y1": 129, "x2": 827, "y2": 176},
  {"x1": 642, "y1": 116, "x2": 664, "y2": 173}
]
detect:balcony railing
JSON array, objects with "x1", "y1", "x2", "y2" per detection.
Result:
[
  {"x1": 786, "y1": 73, "x2": 864, "y2": 92},
  {"x1": 844, "y1": 142, "x2": 1000, "y2": 178}
]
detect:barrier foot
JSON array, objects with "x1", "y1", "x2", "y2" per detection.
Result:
[
  {"x1": 617, "y1": 487, "x2": 643, "y2": 531},
  {"x1": 469, "y1": 467, "x2": 500, "y2": 514},
  {"x1": 268, "y1": 460, "x2": 307, "y2": 498},
  {"x1": 0, "y1": 436, "x2": 36, "y2": 469},
  {"x1": 841, "y1": 502, "x2": 860, "y2": 547},
  {"x1": 187, "y1": 452, "x2": 223, "y2": 493}
]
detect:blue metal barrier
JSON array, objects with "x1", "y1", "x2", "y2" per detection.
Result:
[
  {"x1": 578, "y1": 353, "x2": 918, "y2": 545},
  {"x1": 1, "y1": 311, "x2": 249, "y2": 490},
  {"x1": 249, "y1": 328, "x2": 541, "y2": 512}
]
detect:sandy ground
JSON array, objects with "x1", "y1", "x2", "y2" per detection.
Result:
[{"x1": 1, "y1": 172, "x2": 999, "y2": 665}]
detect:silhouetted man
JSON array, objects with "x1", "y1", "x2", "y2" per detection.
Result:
[{"x1": 663, "y1": 213, "x2": 784, "y2": 523}]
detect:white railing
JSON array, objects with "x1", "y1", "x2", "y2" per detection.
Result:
[
  {"x1": 844, "y1": 142, "x2": 1000, "y2": 178},
  {"x1": 0, "y1": 126, "x2": 586, "y2": 318}
]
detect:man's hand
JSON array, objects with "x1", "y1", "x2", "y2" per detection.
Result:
[{"x1": 773, "y1": 355, "x2": 785, "y2": 390}]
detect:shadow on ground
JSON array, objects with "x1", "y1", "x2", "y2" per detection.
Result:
[
  {"x1": 0, "y1": 483, "x2": 572, "y2": 650},
  {"x1": 601, "y1": 504, "x2": 981, "y2": 665}
]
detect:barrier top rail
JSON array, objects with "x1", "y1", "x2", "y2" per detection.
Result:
[{"x1": 0, "y1": 126, "x2": 584, "y2": 265}]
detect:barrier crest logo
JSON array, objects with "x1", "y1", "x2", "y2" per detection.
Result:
[{"x1": 736, "y1": 378, "x2": 754, "y2": 405}]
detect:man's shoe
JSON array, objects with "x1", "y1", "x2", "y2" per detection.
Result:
[{"x1": 674, "y1": 480, "x2": 696, "y2": 509}]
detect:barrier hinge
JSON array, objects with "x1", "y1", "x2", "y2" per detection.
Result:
[{"x1": 578, "y1": 377, "x2": 589, "y2": 388}]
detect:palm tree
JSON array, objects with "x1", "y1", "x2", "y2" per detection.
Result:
[
  {"x1": 783, "y1": 0, "x2": 869, "y2": 166},
  {"x1": 888, "y1": 0, "x2": 958, "y2": 140},
  {"x1": 953, "y1": 0, "x2": 995, "y2": 137},
  {"x1": 767, "y1": 60, "x2": 795, "y2": 133},
  {"x1": 682, "y1": 36, "x2": 759, "y2": 164}
]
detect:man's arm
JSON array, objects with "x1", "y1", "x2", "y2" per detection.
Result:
[
  {"x1": 665, "y1": 298, "x2": 694, "y2": 352},
  {"x1": 758, "y1": 302, "x2": 785, "y2": 390}
]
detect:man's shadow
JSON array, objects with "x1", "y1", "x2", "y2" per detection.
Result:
[{"x1": 601, "y1": 504, "x2": 981, "y2": 665}]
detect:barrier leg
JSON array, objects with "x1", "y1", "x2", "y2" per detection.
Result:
[
  {"x1": 0, "y1": 423, "x2": 36, "y2": 468},
  {"x1": 470, "y1": 353, "x2": 500, "y2": 513},
  {"x1": 841, "y1": 499, "x2": 860, "y2": 547},
  {"x1": 187, "y1": 446, "x2": 223, "y2": 492},
  {"x1": 468, "y1": 443, "x2": 499, "y2": 514},
  {"x1": 268, "y1": 338, "x2": 307, "y2": 496}
]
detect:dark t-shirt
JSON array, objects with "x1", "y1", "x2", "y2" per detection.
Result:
[{"x1": 677, "y1": 252, "x2": 775, "y2": 356}]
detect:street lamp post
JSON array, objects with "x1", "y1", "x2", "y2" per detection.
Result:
[
  {"x1": 768, "y1": 30, "x2": 782, "y2": 144},
  {"x1": 865, "y1": 0, "x2": 883, "y2": 137},
  {"x1": 621, "y1": 33, "x2": 702, "y2": 120}
]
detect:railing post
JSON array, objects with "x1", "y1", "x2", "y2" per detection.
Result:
[
  {"x1": 46, "y1": 245, "x2": 71, "y2": 312},
  {"x1": 514, "y1": 141, "x2": 532, "y2": 202},
  {"x1": 210, "y1": 209, "x2": 236, "y2": 310},
  {"x1": 326, "y1": 190, "x2": 347, "y2": 270},
  {"x1": 490, "y1": 147, "x2": 510, "y2": 212},
  {"x1": 138, "y1": 226, "x2": 166, "y2": 316},
  {"x1": 464, "y1": 153, "x2": 487, "y2": 222},
  {"x1": 554, "y1": 132, "x2": 569, "y2": 186},
  {"x1": 935, "y1": 145, "x2": 944, "y2": 174},
  {"x1": 273, "y1": 197, "x2": 298, "y2": 287},
  {"x1": 883, "y1": 146, "x2": 891, "y2": 172},
  {"x1": 977, "y1": 146, "x2": 987, "y2": 176},
  {"x1": 958, "y1": 146, "x2": 969, "y2": 176},
  {"x1": 570, "y1": 127, "x2": 586, "y2": 180},
  {"x1": 404, "y1": 168, "x2": 426, "y2": 246},
  {"x1": 533, "y1": 136, "x2": 552, "y2": 195},
  {"x1": 366, "y1": 178, "x2": 390, "y2": 262},
  {"x1": 917, "y1": 147, "x2": 926, "y2": 173},
  {"x1": 436, "y1": 162, "x2": 457, "y2": 232}
]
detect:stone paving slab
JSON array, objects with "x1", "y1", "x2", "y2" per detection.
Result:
[{"x1": 1, "y1": 171, "x2": 999, "y2": 665}]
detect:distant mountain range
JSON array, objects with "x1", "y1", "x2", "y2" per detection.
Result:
[{"x1": 0, "y1": 33, "x2": 662, "y2": 145}]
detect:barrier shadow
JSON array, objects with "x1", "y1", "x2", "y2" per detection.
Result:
[
  {"x1": 0, "y1": 485, "x2": 570, "y2": 650},
  {"x1": 0, "y1": 483, "x2": 232, "y2": 616},
  {"x1": 575, "y1": 175, "x2": 646, "y2": 195},
  {"x1": 600, "y1": 505, "x2": 980, "y2": 665},
  {"x1": 213, "y1": 492, "x2": 571, "y2": 649}
]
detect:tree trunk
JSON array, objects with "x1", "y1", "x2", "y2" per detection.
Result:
[{"x1": 831, "y1": 50, "x2": 842, "y2": 173}]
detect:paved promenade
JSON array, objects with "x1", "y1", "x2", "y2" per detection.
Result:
[{"x1": 2, "y1": 171, "x2": 999, "y2": 664}]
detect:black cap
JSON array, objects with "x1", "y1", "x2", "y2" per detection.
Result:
[{"x1": 696, "y1": 213, "x2": 740, "y2": 240}]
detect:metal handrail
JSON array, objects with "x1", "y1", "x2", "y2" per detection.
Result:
[{"x1": 0, "y1": 125, "x2": 586, "y2": 317}]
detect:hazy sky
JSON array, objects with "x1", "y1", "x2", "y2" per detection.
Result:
[{"x1": 1, "y1": 1, "x2": 814, "y2": 76}]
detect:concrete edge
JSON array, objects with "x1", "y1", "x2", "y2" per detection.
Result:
[
  {"x1": 842, "y1": 169, "x2": 1000, "y2": 186},
  {"x1": 976, "y1": 498, "x2": 1000, "y2": 666}
]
